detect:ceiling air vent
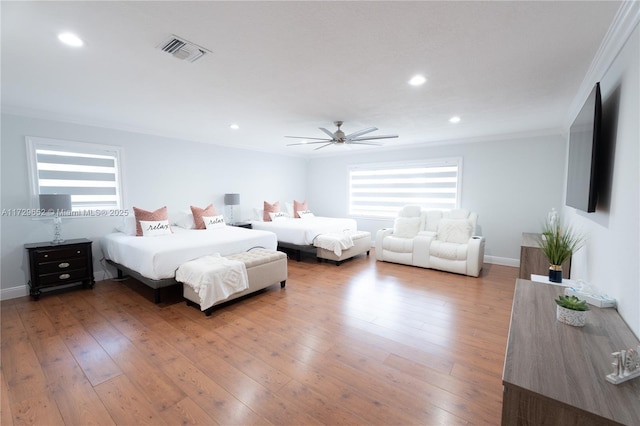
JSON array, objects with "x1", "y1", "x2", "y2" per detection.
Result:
[{"x1": 158, "y1": 35, "x2": 211, "y2": 63}]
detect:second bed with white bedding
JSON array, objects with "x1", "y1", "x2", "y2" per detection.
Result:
[{"x1": 250, "y1": 216, "x2": 357, "y2": 246}]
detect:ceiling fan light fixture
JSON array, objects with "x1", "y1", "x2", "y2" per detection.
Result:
[
  {"x1": 408, "y1": 75, "x2": 426, "y2": 86},
  {"x1": 230, "y1": 124, "x2": 239, "y2": 130},
  {"x1": 449, "y1": 116, "x2": 461, "y2": 123}
]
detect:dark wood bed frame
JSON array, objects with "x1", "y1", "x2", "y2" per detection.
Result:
[{"x1": 106, "y1": 259, "x2": 178, "y2": 303}]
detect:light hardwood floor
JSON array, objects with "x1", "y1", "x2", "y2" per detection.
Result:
[{"x1": 1, "y1": 250, "x2": 517, "y2": 425}]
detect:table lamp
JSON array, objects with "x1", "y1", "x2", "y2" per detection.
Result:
[
  {"x1": 224, "y1": 193, "x2": 240, "y2": 225},
  {"x1": 39, "y1": 194, "x2": 72, "y2": 244}
]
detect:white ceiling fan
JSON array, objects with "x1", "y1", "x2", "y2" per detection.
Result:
[{"x1": 286, "y1": 121, "x2": 398, "y2": 150}]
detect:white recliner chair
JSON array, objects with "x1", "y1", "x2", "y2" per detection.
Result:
[{"x1": 375, "y1": 205, "x2": 485, "y2": 277}]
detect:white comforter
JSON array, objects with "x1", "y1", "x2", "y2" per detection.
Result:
[
  {"x1": 101, "y1": 226, "x2": 277, "y2": 280},
  {"x1": 250, "y1": 216, "x2": 357, "y2": 245},
  {"x1": 176, "y1": 254, "x2": 249, "y2": 311}
]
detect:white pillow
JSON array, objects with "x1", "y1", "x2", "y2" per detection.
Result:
[
  {"x1": 393, "y1": 217, "x2": 421, "y2": 238},
  {"x1": 269, "y1": 211, "x2": 289, "y2": 221},
  {"x1": 285, "y1": 202, "x2": 294, "y2": 216},
  {"x1": 298, "y1": 210, "x2": 315, "y2": 219},
  {"x1": 115, "y1": 216, "x2": 137, "y2": 235},
  {"x1": 139, "y1": 220, "x2": 171, "y2": 237},
  {"x1": 203, "y1": 215, "x2": 226, "y2": 229},
  {"x1": 436, "y1": 219, "x2": 473, "y2": 244},
  {"x1": 172, "y1": 210, "x2": 195, "y2": 229},
  {"x1": 253, "y1": 208, "x2": 264, "y2": 222}
]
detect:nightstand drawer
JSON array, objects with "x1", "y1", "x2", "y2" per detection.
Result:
[
  {"x1": 35, "y1": 246, "x2": 88, "y2": 263},
  {"x1": 38, "y1": 268, "x2": 88, "y2": 286},
  {"x1": 24, "y1": 238, "x2": 95, "y2": 300},
  {"x1": 38, "y1": 258, "x2": 88, "y2": 274}
]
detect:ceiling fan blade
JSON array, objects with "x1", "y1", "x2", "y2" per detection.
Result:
[
  {"x1": 314, "y1": 142, "x2": 334, "y2": 151},
  {"x1": 350, "y1": 134, "x2": 398, "y2": 141},
  {"x1": 349, "y1": 141, "x2": 384, "y2": 146},
  {"x1": 345, "y1": 127, "x2": 377, "y2": 139},
  {"x1": 287, "y1": 141, "x2": 334, "y2": 146},
  {"x1": 319, "y1": 127, "x2": 336, "y2": 138},
  {"x1": 285, "y1": 136, "x2": 332, "y2": 141}
]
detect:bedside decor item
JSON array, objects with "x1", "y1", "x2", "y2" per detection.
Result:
[
  {"x1": 607, "y1": 346, "x2": 640, "y2": 384},
  {"x1": 555, "y1": 295, "x2": 589, "y2": 327},
  {"x1": 224, "y1": 193, "x2": 240, "y2": 225},
  {"x1": 538, "y1": 211, "x2": 584, "y2": 283},
  {"x1": 39, "y1": 194, "x2": 72, "y2": 244}
]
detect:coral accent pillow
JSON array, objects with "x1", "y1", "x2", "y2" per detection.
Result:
[
  {"x1": 263, "y1": 201, "x2": 280, "y2": 222},
  {"x1": 293, "y1": 200, "x2": 308, "y2": 218},
  {"x1": 191, "y1": 204, "x2": 217, "y2": 230},
  {"x1": 133, "y1": 206, "x2": 168, "y2": 237}
]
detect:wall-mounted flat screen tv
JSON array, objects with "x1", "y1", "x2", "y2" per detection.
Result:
[{"x1": 566, "y1": 82, "x2": 601, "y2": 213}]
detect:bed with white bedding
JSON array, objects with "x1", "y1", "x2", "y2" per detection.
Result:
[
  {"x1": 250, "y1": 216, "x2": 357, "y2": 260},
  {"x1": 102, "y1": 226, "x2": 277, "y2": 302}
]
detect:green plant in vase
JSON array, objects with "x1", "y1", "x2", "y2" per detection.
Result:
[
  {"x1": 555, "y1": 295, "x2": 589, "y2": 327},
  {"x1": 538, "y1": 212, "x2": 585, "y2": 283}
]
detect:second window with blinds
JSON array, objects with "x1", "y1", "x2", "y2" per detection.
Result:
[
  {"x1": 348, "y1": 158, "x2": 461, "y2": 218},
  {"x1": 26, "y1": 136, "x2": 124, "y2": 214}
]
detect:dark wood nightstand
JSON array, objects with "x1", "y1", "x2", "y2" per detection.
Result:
[
  {"x1": 229, "y1": 222, "x2": 252, "y2": 229},
  {"x1": 24, "y1": 238, "x2": 95, "y2": 300}
]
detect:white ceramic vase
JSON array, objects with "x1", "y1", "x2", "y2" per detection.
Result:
[{"x1": 556, "y1": 305, "x2": 587, "y2": 327}]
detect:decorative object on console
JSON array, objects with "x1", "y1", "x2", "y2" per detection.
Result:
[
  {"x1": 537, "y1": 210, "x2": 584, "y2": 283},
  {"x1": 286, "y1": 120, "x2": 398, "y2": 151},
  {"x1": 224, "y1": 193, "x2": 240, "y2": 225},
  {"x1": 39, "y1": 194, "x2": 72, "y2": 244},
  {"x1": 607, "y1": 346, "x2": 640, "y2": 384},
  {"x1": 555, "y1": 294, "x2": 589, "y2": 327}
]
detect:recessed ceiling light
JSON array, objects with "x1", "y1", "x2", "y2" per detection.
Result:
[
  {"x1": 230, "y1": 124, "x2": 239, "y2": 130},
  {"x1": 449, "y1": 116, "x2": 461, "y2": 123},
  {"x1": 408, "y1": 75, "x2": 426, "y2": 86},
  {"x1": 58, "y1": 32, "x2": 84, "y2": 47}
]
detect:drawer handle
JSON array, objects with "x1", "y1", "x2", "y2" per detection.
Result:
[
  {"x1": 76, "y1": 250, "x2": 81, "y2": 254},
  {"x1": 59, "y1": 273, "x2": 71, "y2": 280},
  {"x1": 58, "y1": 262, "x2": 70, "y2": 268},
  {"x1": 44, "y1": 254, "x2": 49, "y2": 258}
]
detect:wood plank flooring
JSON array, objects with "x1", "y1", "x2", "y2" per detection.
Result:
[{"x1": 1, "y1": 251, "x2": 517, "y2": 425}]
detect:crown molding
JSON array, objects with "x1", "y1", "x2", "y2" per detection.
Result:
[{"x1": 565, "y1": 0, "x2": 640, "y2": 128}]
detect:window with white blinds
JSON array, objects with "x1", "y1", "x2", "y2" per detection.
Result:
[
  {"x1": 27, "y1": 137, "x2": 123, "y2": 212},
  {"x1": 348, "y1": 158, "x2": 461, "y2": 218}
]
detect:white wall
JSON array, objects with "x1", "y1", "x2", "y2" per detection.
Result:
[
  {"x1": 0, "y1": 113, "x2": 307, "y2": 298},
  {"x1": 306, "y1": 133, "x2": 567, "y2": 264},
  {"x1": 566, "y1": 23, "x2": 639, "y2": 337}
]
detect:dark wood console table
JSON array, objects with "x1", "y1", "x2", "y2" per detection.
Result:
[{"x1": 502, "y1": 279, "x2": 640, "y2": 425}]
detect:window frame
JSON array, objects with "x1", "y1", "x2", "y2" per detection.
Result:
[
  {"x1": 347, "y1": 157, "x2": 463, "y2": 219},
  {"x1": 26, "y1": 136, "x2": 125, "y2": 216}
]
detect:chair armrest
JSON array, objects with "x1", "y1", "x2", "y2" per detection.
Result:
[
  {"x1": 466, "y1": 236, "x2": 486, "y2": 277},
  {"x1": 413, "y1": 234, "x2": 434, "y2": 267},
  {"x1": 375, "y1": 228, "x2": 394, "y2": 260}
]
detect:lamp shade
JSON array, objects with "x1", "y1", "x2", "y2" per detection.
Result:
[
  {"x1": 224, "y1": 193, "x2": 240, "y2": 206},
  {"x1": 39, "y1": 194, "x2": 72, "y2": 213}
]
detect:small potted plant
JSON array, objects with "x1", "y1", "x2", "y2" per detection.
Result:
[
  {"x1": 555, "y1": 295, "x2": 589, "y2": 327},
  {"x1": 538, "y1": 211, "x2": 585, "y2": 283}
]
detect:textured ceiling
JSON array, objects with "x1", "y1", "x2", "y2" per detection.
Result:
[{"x1": 1, "y1": 1, "x2": 622, "y2": 157}]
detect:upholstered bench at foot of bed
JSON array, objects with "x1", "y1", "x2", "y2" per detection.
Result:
[
  {"x1": 316, "y1": 231, "x2": 372, "y2": 265},
  {"x1": 183, "y1": 248, "x2": 288, "y2": 316}
]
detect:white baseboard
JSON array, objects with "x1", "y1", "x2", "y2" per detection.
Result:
[
  {"x1": 485, "y1": 255, "x2": 519, "y2": 268},
  {"x1": 0, "y1": 270, "x2": 109, "y2": 301},
  {"x1": 1, "y1": 285, "x2": 29, "y2": 300}
]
